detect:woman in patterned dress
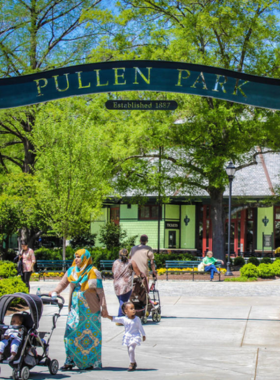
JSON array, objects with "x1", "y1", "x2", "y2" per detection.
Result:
[{"x1": 49, "y1": 249, "x2": 108, "y2": 370}]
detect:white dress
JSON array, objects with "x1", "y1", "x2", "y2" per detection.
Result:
[{"x1": 113, "y1": 316, "x2": 146, "y2": 346}]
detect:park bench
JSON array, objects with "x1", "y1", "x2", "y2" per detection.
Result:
[
  {"x1": 165, "y1": 260, "x2": 221, "y2": 281},
  {"x1": 99, "y1": 259, "x2": 156, "y2": 279},
  {"x1": 36, "y1": 260, "x2": 73, "y2": 281},
  {"x1": 100, "y1": 260, "x2": 114, "y2": 279}
]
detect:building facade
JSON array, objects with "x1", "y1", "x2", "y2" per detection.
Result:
[{"x1": 91, "y1": 153, "x2": 280, "y2": 255}]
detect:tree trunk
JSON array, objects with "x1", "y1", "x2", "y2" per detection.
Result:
[
  {"x1": 62, "y1": 235, "x2": 66, "y2": 261},
  {"x1": 209, "y1": 187, "x2": 225, "y2": 262},
  {"x1": 20, "y1": 227, "x2": 29, "y2": 245},
  {"x1": 22, "y1": 136, "x2": 36, "y2": 174}
]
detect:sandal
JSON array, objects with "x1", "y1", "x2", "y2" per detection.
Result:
[
  {"x1": 128, "y1": 362, "x2": 137, "y2": 371},
  {"x1": 60, "y1": 364, "x2": 75, "y2": 371}
]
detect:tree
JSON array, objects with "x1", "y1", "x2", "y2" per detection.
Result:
[
  {"x1": 85, "y1": 0, "x2": 280, "y2": 259},
  {"x1": 0, "y1": 0, "x2": 110, "y2": 173},
  {"x1": 33, "y1": 98, "x2": 113, "y2": 259},
  {"x1": 0, "y1": 0, "x2": 113, "y2": 244},
  {"x1": 0, "y1": 172, "x2": 49, "y2": 250}
]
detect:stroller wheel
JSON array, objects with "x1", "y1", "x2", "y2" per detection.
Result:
[
  {"x1": 21, "y1": 366, "x2": 30, "y2": 380},
  {"x1": 49, "y1": 359, "x2": 59, "y2": 375},
  {"x1": 141, "y1": 316, "x2": 147, "y2": 324},
  {"x1": 156, "y1": 313, "x2": 161, "y2": 322},
  {"x1": 152, "y1": 313, "x2": 157, "y2": 322},
  {"x1": 12, "y1": 369, "x2": 20, "y2": 380}
]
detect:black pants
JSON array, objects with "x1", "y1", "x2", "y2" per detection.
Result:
[{"x1": 21, "y1": 271, "x2": 32, "y2": 292}]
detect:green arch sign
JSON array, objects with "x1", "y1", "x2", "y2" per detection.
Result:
[{"x1": 1, "y1": 60, "x2": 280, "y2": 110}]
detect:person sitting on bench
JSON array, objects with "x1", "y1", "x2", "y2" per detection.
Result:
[{"x1": 202, "y1": 251, "x2": 224, "y2": 281}]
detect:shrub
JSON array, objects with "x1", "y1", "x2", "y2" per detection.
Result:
[
  {"x1": 240, "y1": 263, "x2": 258, "y2": 278},
  {"x1": 224, "y1": 276, "x2": 257, "y2": 282},
  {"x1": 257, "y1": 263, "x2": 275, "y2": 278},
  {"x1": 260, "y1": 257, "x2": 272, "y2": 264},
  {"x1": 247, "y1": 257, "x2": 259, "y2": 266},
  {"x1": 70, "y1": 233, "x2": 97, "y2": 249},
  {"x1": 0, "y1": 277, "x2": 28, "y2": 305},
  {"x1": 0, "y1": 261, "x2": 17, "y2": 278},
  {"x1": 272, "y1": 260, "x2": 280, "y2": 276},
  {"x1": 34, "y1": 247, "x2": 75, "y2": 260},
  {"x1": 89, "y1": 247, "x2": 119, "y2": 269},
  {"x1": 233, "y1": 256, "x2": 245, "y2": 267},
  {"x1": 99, "y1": 223, "x2": 127, "y2": 250}
]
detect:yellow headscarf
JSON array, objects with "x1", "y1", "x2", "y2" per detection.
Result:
[{"x1": 67, "y1": 249, "x2": 98, "y2": 292}]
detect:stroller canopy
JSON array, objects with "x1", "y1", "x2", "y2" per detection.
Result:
[{"x1": 0, "y1": 293, "x2": 43, "y2": 329}]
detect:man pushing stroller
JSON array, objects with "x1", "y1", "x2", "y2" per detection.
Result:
[{"x1": 129, "y1": 234, "x2": 157, "y2": 282}]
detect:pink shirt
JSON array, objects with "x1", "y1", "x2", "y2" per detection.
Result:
[{"x1": 21, "y1": 249, "x2": 36, "y2": 272}]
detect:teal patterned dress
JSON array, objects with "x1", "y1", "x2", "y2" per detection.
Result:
[{"x1": 64, "y1": 284, "x2": 102, "y2": 369}]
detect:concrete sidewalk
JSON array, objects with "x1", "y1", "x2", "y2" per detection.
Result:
[{"x1": 1, "y1": 280, "x2": 280, "y2": 379}]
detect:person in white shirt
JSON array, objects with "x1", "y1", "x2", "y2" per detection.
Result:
[
  {"x1": 0, "y1": 314, "x2": 24, "y2": 361},
  {"x1": 107, "y1": 301, "x2": 146, "y2": 371}
]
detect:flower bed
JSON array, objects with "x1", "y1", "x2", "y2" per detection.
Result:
[
  {"x1": 157, "y1": 267, "x2": 227, "y2": 276},
  {"x1": 31, "y1": 272, "x2": 64, "y2": 280}
]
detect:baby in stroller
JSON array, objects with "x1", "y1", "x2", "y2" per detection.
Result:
[{"x1": 0, "y1": 314, "x2": 24, "y2": 362}]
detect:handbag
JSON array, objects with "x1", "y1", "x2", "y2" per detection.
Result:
[{"x1": 197, "y1": 262, "x2": 205, "y2": 272}]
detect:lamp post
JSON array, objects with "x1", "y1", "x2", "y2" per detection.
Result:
[{"x1": 225, "y1": 161, "x2": 236, "y2": 276}]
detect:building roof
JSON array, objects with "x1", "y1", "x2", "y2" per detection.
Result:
[{"x1": 119, "y1": 151, "x2": 280, "y2": 200}]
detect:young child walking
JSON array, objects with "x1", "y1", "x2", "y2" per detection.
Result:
[
  {"x1": 107, "y1": 301, "x2": 146, "y2": 371},
  {"x1": 0, "y1": 313, "x2": 24, "y2": 361}
]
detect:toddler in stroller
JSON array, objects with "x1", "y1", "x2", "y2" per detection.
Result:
[
  {"x1": 0, "y1": 292, "x2": 64, "y2": 380},
  {"x1": 0, "y1": 313, "x2": 24, "y2": 362}
]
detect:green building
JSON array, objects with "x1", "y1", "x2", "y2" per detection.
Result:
[{"x1": 91, "y1": 153, "x2": 280, "y2": 256}]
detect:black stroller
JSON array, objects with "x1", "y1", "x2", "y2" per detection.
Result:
[
  {"x1": 0, "y1": 292, "x2": 64, "y2": 380},
  {"x1": 130, "y1": 276, "x2": 161, "y2": 324}
]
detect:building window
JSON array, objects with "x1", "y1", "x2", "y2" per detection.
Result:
[
  {"x1": 139, "y1": 205, "x2": 161, "y2": 220},
  {"x1": 110, "y1": 207, "x2": 120, "y2": 225}
]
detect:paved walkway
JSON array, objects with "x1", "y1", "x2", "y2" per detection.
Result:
[{"x1": 1, "y1": 279, "x2": 280, "y2": 379}]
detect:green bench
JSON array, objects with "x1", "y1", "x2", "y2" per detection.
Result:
[
  {"x1": 36, "y1": 260, "x2": 73, "y2": 280},
  {"x1": 165, "y1": 260, "x2": 221, "y2": 281},
  {"x1": 100, "y1": 260, "x2": 115, "y2": 279}
]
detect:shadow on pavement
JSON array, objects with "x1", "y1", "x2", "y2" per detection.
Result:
[
  {"x1": 161, "y1": 316, "x2": 280, "y2": 322},
  {"x1": 102, "y1": 366, "x2": 157, "y2": 372}
]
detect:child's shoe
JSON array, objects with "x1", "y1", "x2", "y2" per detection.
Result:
[
  {"x1": 7, "y1": 354, "x2": 16, "y2": 362},
  {"x1": 128, "y1": 362, "x2": 137, "y2": 371}
]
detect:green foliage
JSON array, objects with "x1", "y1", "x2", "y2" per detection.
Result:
[
  {"x1": 0, "y1": 277, "x2": 28, "y2": 305},
  {"x1": 272, "y1": 259, "x2": 280, "y2": 276},
  {"x1": 33, "y1": 99, "x2": 114, "y2": 259},
  {"x1": 34, "y1": 247, "x2": 76, "y2": 260},
  {"x1": 86, "y1": 0, "x2": 280, "y2": 261},
  {"x1": 247, "y1": 257, "x2": 260, "y2": 266},
  {"x1": 98, "y1": 223, "x2": 133, "y2": 250},
  {"x1": 224, "y1": 276, "x2": 257, "y2": 282},
  {"x1": 0, "y1": 261, "x2": 17, "y2": 278},
  {"x1": 260, "y1": 257, "x2": 272, "y2": 264},
  {"x1": 70, "y1": 233, "x2": 97, "y2": 249},
  {"x1": 90, "y1": 248, "x2": 119, "y2": 269},
  {"x1": 233, "y1": 256, "x2": 245, "y2": 267},
  {"x1": 240, "y1": 263, "x2": 259, "y2": 278},
  {"x1": 257, "y1": 263, "x2": 275, "y2": 278}
]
